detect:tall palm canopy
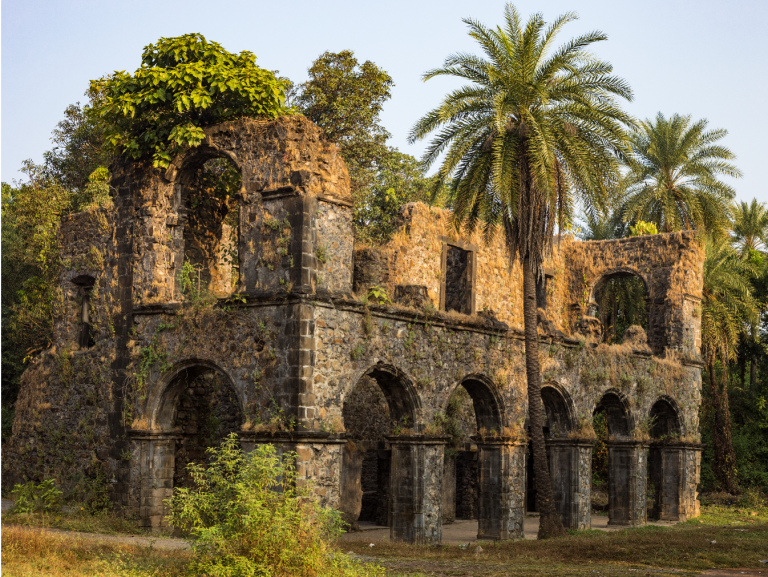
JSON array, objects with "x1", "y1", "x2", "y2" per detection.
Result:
[
  {"x1": 409, "y1": 4, "x2": 633, "y2": 272},
  {"x1": 409, "y1": 3, "x2": 633, "y2": 539},
  {"x1": 702, "y1": 237, "x2": 758, "y2": 365},
  {"x1": 731, "y1": 199, "x2": 768, "y2": 255},
  {"x1": 621, "y1": 113, "x2": 741, "y2": 236}
]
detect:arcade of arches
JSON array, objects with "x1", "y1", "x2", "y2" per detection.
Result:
[{"x1": 4, "y1": 116, "x2": 705, "y2": 543}]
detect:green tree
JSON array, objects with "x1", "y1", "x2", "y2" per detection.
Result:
[
  {"x1": 701, "y1": 237, "x2": 759, "y2": 492},
  {"x1": 1, "y1": 167, "x2": 72, "y2": 407},
  {"x1": 409, "y1": 4, "x2": 633, "y2": 537},
  {"x1": 732, "y1": 199, "x2": 768, "y2": 256},
  {"x1": 353, "y1": 148, "x2": 442, "y2": 243},
  {"x1": 296, "y1": 50, "x2": 394, "y2": 198},
  {"x1": 91, "y1": 33, "x2": 289, "y2": 168},
  {"x1": 621, "y1": 113, "x2": 740, "y2": 237},
  {"x1": 41, "y1": 101, "x2": 111, "y2": 192}
]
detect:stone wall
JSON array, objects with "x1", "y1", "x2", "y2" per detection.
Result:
[{"x1": 3, "y1": 116, "x2": 705, "y2": 539}]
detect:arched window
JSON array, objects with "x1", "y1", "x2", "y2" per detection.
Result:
[
  {"x1": 592, "y1": 271, "x2": 648, "y2": 344},
  {"x1": 174, "y1": 155, "x2": 242, "y2": 298}
]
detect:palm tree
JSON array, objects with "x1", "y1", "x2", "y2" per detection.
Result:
[
  {"x1": 732, "y1": 199, "x2": 768, "y2": 256},
  {"x1": 730, "y1": 199, "x2": 767, "y2": 394},
  {"x1": 621, "y1": 113, "x2": 740, "y2": 237},
  {"x1": 409, "y1": 4, "x2": 633, "y2": 538},
  {"x1": 701, "y1": 237, "x2": 758, "y2": 492}
]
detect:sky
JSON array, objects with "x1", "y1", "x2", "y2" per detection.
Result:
[{"x1": 2, "y1": 0, "x2": 766, "y2": 203}]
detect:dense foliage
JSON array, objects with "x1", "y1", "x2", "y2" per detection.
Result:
[
  {"x1": 167, "y1": 434, "x2": 381, "y2": 577},
  {"x1": 91, "y1": 33, "x2": 290, "y2": 168},
  {"x1": 620, "y1": 113, "x2": 739, "y2": 237}
]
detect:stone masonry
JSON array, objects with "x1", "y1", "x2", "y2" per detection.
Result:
[{"x1": 3, "y1": 116, "x2": 705, "y2": 542}]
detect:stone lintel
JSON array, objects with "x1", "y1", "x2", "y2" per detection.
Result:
[{"x1": 385, "y1": 435, "x2": 450, "y2": 445}]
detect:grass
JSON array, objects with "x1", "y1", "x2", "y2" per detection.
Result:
[
  {"x1": 1, "y1": 508, "x2": 163, "y2": 536},
  {"x1": 2, "y1": 503, "x2": 767, "y2": 576},
  {"x1": 1, "y1": 525, "x2": 189, "y2": 577}
]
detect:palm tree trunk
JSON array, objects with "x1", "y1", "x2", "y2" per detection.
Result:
[
  {"x1": 707, "y1": 357, "x2": 739, "y2": 493},
  {"x1": 523, "y1": 256, "x2": 566, "y2": 538}
]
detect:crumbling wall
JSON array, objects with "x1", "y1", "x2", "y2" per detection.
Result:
[{"x1": 2, "y1": 208, "x2": 120, "y2": 496}]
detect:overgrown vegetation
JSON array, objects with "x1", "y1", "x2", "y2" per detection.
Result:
[{"x1": 166, "y1": 434, "x2": 381, "y2": 577}]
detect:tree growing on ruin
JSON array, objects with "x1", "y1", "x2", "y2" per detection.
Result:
[
  {"x1": 410, "y1": 4, "x2": 634, "y2": 537},
  {"x1": 295, "y1": 50, "x2": 393, "y2": 197},
  {"x1": 620, "y1": 113, "x2": 740, "y2": 238},
  {"x1": 91, "y1": 33, "x2": 289, "y2": 168}
]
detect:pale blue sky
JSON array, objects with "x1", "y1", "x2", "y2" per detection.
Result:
[{"x1": 2, "y1": 0, "x2": 766, "y2": 203}]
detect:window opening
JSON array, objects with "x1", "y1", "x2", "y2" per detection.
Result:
[
  {"x1": 74, "y1": 277, "x2": 95, "y2": 349},
  {"x1": 181, "y1": 157, "x2": 241, "y2": 297},
  {"x1": 444, "y1": 245, "x2": 471, "y2": 314},
  {"x1": 594, "y1": 273, "x2": 647, "y2": 343}
]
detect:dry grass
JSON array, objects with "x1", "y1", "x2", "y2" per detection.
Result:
[
  {"x1": 1, "y1": 525, "x2": 189, "y2": 577},
  {"x1": 344, "y1": 506, "x2": 768, "y2": 576},
  {"x1": 2, "y1": 509, "x2": 151, "y2": 536}
]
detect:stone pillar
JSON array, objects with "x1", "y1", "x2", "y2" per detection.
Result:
[
  {"x1": 129, "y1": 431, "x2": 178, "y2": 530},
  {"x1": 679, "y1": 443, "x2": 703, "y2": 521},
  {"x1": 240, "y1": 431, "x2": 346, "y2": 509},
  {"x1": 386, "y1": 435, "x2": 448, "y2": 544},
  {"x1": 606, "y1": 440, "x2": 648, "y2": 526},
  {"x1": 472, "y1": 437, "x2": 526, "y2": 540},
  {"x1": 547, "y1": 439, "x2": 594, "y2": 530},
  {"x1": 650, "y1": 442, "x2": 702, "y2": 521},
  {"x1": 442, "y1": 453, "x2": 456, "y2": 524}
]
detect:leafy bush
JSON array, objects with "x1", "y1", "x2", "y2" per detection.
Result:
[
  {"x1": 166, "y1": 433, "x2": 381, "y2": 577},
  {"x1": 11, "y1": 479, "x2": 62, "y2": 514}
]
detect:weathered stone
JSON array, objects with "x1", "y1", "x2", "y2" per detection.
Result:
[{"x1": 3, "y1": 116, "x2": 705, "y2": 543}]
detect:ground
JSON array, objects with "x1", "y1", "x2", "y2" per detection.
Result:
[{"x1": 2, "y1": 497, "x2": 767, "y2": 576}]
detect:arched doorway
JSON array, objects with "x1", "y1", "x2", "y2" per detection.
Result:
[
  {"x1": 454, "y1": 375, "x2": 510, "y2": 539},
  {"x1": 134, "y1": 361, "x2": 244, "y2": 529},
  {"x1": 340, "y1": 364, "x2": 419, "y2": 534},
  {"x1": 648, "y1": 398, "x2": 683, "y2": 520},
  {"x1": 594, "y1": 390, "x2": 646, "y2": 526},
  {"x1": 526, "y1": 384, "x2": 591, "y2": 529}
]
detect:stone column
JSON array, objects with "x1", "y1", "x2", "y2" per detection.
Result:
[
  {"x1": 128, "y1": 431, "x2": 179, "y2": 530},
  {"x1": 240, "y1": 431, "x2": 346, "y2": 510},
  {"x1": 442, "y1": 453, "x2": 456, "y2": 525},
  {"x1": 650, "y1": 442, "x2": 702, "y2": 521},
  {"x1": 385, "y1": 435, "x2": 448, "y2": 544},
  {"x1": 606, "y1": 440, "x2": 648, "y2": 526},
  {"x1": 679, "y1": 443, "x2": 703, "y2": 521},
  {"x1": 472, "y1": 437, "x2": 526, "y2": 540},
  {"x1": 547, "y1": 439, "x2": 594, "y2": 530}
]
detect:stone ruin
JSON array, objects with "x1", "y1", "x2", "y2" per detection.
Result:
[{"x1": 3, "y1": 116, "x2": 706, "y2": 542}]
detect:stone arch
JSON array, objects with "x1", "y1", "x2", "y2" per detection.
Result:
[
  {"x1": 540, "y1": 383, "x2": 576, "y2": 439},
  {"x1": 594, "y1": 389, "x2": 634, "y2": 440},
  {"x1": 649, "y1": 396, "x2": 682, "y2": 439},
  {"x1": 590, "y1": 267, "x2": 649, "y2": 302},
  {"x1": 355, "y1": 363, "x2": 422, "y2": 427},
  {"x1": 147, "y1": 358, "x2": 244, "y2": 432},
  {"x1": 456, "y1": 374, "x2": 506, "y2": 433}
]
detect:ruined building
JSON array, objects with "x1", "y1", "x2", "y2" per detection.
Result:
[{"x1": 3, "y1": 116, "x2": 705, "y2": 542}]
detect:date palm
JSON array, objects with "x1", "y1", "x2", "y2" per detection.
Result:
[
  {"x1": 701, "y1": 237, "x2": 758, "y2": 492},
  {"x1": 731, "y1": 199, "x2": 768, "y2": 256},
  {"x1": 409, "y1": 4, "x2": 633, "y2": 538},
  {"x1": 621, "y1": 113, "x2": 740, "y2": 237}
]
